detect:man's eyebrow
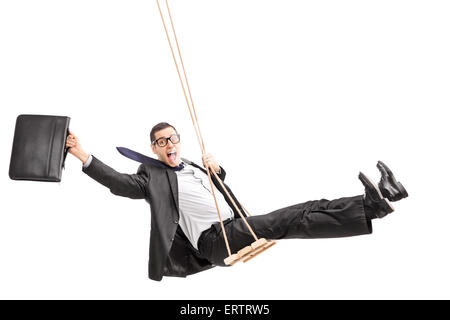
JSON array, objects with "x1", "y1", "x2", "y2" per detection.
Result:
[{"x1": 156, "y1": 133, "x2": 177, "y2": 139}]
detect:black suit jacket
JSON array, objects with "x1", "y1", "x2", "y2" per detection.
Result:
[{"x1": 82, "y1": 156, "x2": 242, "y2": 281}]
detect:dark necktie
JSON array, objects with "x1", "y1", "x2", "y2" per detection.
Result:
[
  {"x1": 172, "y1": 162, "x2": 185, "y2": 171},
  {"x1": 117, "y1": 146, "x2": 185, "y2": 171}
]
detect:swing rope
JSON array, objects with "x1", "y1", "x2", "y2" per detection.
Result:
[{"x1": 156, "y1": 0, "x2": 275, "y2": 264}]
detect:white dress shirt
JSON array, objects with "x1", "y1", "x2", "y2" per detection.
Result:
[{"x1": 176, "y1": 162, "x2": 234, "y2": 249}]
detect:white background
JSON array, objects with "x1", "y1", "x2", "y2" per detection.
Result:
[{"x1": 1, "y1": 0, "x2": 449, "y2": 299}]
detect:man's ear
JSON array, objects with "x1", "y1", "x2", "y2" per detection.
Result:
[{"x1": 151, "y1": 144, "x2": 156, "y2": 154}]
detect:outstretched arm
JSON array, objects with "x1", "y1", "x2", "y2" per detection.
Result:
[{"x1": 66, "y1": 131, "x2": 148, "y2": 199}]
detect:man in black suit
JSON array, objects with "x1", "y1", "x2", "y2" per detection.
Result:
[{"x1": 66, "y1": 122, "x2": 408, "y2": 281}]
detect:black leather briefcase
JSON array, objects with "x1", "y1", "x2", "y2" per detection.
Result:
[{"x1": 9, "y1": 114, "x2": 71, "y2": 182}]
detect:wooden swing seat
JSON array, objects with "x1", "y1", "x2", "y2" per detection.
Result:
[{"x1": 224, "y1": 238, "x2": 277, "y2": 266}]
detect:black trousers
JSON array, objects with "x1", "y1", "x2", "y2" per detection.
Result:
[{"x1": 197, "y1": 195, "x2": 372, "y2": 266}]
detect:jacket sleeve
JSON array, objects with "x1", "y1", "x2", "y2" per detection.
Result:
[
  {"x1": 217, "y1": 166, "x2": 226, "y2": 181},
  {"x1": 82, "y1": 156, "x2": 148, "y2": 199}
]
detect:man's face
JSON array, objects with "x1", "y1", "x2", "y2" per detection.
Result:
[{"x1": 151, "y1": 127, "x2": 181, "y2": 167}]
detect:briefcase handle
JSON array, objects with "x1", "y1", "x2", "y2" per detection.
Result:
[{"x1": 62, "y1": 129, "x2": 71, "y2": 169}]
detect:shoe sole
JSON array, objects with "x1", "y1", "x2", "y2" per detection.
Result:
[
  {"x1": 397, "y1": 182, "x2": 409, "y2": 198},
  {"x1": 359, "y1": 172, "x2": 395, "y2": 212},
  {"x1": 377, "y1": 161, "x2": 409, "y2": 200}
]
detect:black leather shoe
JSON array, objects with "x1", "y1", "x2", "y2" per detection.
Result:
[
  {"x1": 377, "y1": 161, "x2": 408, "y2": 202},
  {"x1": 359, "y1": 172, "x2": 394, "y2": 219}
]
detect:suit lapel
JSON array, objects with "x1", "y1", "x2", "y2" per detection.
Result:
[{"x1": 166, "y1": 169, "x2": 179, "y2": 211}]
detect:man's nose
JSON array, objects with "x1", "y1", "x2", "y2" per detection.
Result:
[{"x1": 167, "y1": 140, "x2": 174, "y2": 147}]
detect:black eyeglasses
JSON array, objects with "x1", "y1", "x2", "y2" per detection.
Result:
[{"x1": 152, "y1": 133, "x2": 181, "y2": 147}]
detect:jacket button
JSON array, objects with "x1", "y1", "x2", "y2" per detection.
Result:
[
  {"x1": 174, "y1": 220, "x2": 178, "y2": 224},
  {"x1": 170, "y1": 237, "x2": 174, "y2": 242}
]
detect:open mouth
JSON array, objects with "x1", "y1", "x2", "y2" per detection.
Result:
[{"x1": 167, "y1": 150, "x2": 177, "y2": 164}]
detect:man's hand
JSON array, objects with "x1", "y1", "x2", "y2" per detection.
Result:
[
  {"x1": 202, "y1": 153, "x2": 220, "y2": 173},
  {"x1": 66, "y1": 130, "x2": 90, "y2": 164}
]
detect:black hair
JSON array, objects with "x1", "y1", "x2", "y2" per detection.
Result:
[{"x1": 150, "y1": 122, "x2": 177, "y2": 143}]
